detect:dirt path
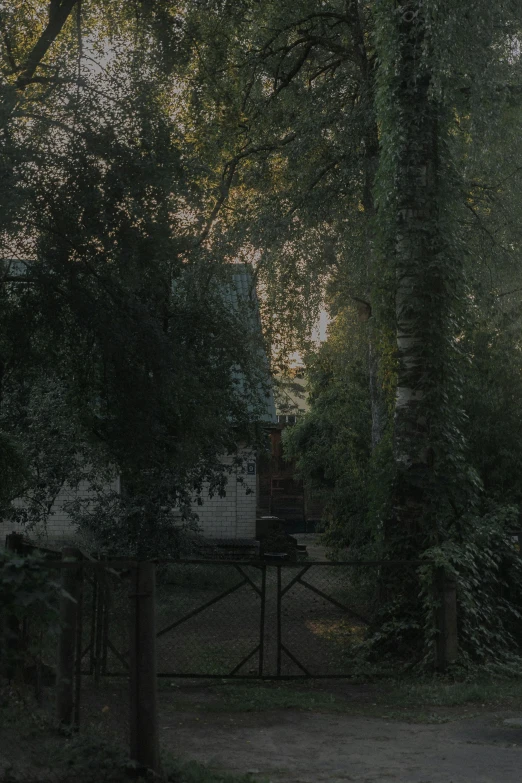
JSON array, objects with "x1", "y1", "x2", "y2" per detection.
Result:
[{"x1": 164, "y1": 708, "x2": 522, "y2": 782}]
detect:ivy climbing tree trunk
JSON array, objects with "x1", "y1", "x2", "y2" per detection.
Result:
[
  {"x1": 376, "y1": 0, "x2": 470, "y2": 552},
  {"x1": 393, "y1": 2, "x2": 441, "y2": 544},
  {"x1": 363, "y1": 121, "x2": 385, "y2": 451}
]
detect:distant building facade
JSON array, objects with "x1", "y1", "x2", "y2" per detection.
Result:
[{"x1": 257, "y1": 418, "x2": 324, "y2": 534}]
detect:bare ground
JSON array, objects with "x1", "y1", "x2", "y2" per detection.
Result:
[
  {"x1": 164, "y1": 708, "x2": 522, "y2": 783},
  {"x1": 3, "y1": 679, "x2": 522, "y2": 782},
  {"x1": 159, "y1": 680, "x2": 522, "y2": 783}
]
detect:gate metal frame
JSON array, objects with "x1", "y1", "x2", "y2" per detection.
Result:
[
  {"x1": 275, "y1": 563, "x2": 371, "y2": 678},
  {"x1": 80, "y1": 567, "x2": 128, "y2": 678},
  {"x1": 154, "y1": 563, "x2": 267, "y2": 679},
  {"x1": 79, "y1": 558, "x2": 429, "y2": 680}
]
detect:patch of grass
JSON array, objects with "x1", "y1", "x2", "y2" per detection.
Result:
[
  {"x1": 50, "y1": 733, "x2": 264, "y2": 782},
  {"x1": 0, "y1": 703, "x2": 262, "y2": 783},
  {"x1": 384, "y1": 677, "x2": 522, "y2": 710},
  {"x1": 363, "y1": 708, "x2": 482, "y2": 724},
  {"x1": 210, "y1": 682, "x2": 343, "y2": 712},
  {"x1": 159, "y1": 680, "x2": 344, "y2": 713},
  {"x1": 160, "y1": 674, "x2": 522, "y2": 723},
  {"x1": 53, "y1": 732, "x2": 264, "y2": 782},
  {"x1": 165, "y1": 757, "x2": 266, "y2": 783}
]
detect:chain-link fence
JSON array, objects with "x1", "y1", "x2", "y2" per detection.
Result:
[
  {"x1": 1, "y1": 549, "x2": 446, "y2": 781},
  {"x1": 150, "y1": 559, "x2": 430, "y2": 678},
  {"x1": 155, "y1": 561, "x2": 265, "y2": 677},
  {"x1": 1, "y1": 552, "x2": 132, "y2": 782},
  {"x1": 275, "y1": 560, "x2": 428, "y2": 676}
]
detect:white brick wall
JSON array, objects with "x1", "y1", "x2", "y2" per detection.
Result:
[
  {"x1": 1, "y1": 451, "x2": 258, "y2": 546},
  {"x1": 195, "y1": 449, "x2": 257, "y2": 539},
  {"x1": 0, "y1": 475, "x2": 121, "y2": 546}
]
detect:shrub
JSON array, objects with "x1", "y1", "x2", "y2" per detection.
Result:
[{"x1": 0, "y1": 550, "x2": 61, "y2": 682}]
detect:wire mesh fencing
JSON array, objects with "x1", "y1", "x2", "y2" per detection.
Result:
[
  {"x1": 275, "y1": 560, "x2": 427, "y2": 676},
  {"x1": 1, "y1": 551, "x2": 443, "y2": 781},
  {"x1": 151, "y1": 559, "x2": 430, "y2": 678},
  {"x1": 77, "y1": 563, "x2": 131, "y2": 750},
  {"x1": 155, "y1": 561, "x2": 266, "y2": 677}
]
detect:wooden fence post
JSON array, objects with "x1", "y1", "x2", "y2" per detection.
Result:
[
  {"x1": 3, "y1": 534, "x2": 23, "y2": 680},
  {"x1": 129, "y1": 561, "x2": 160, "y2": 774},
  {"x1": 56, "y1": 547, "x2": 82, "y2": 725},
  {"x1": 434, "y1": 567, "x2": 458, "y2": 671}
]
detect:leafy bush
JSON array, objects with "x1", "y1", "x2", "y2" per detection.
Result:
[
  {"x1": 283, "y1": 308, "x2": 373, "y2": 555},
  {"x1": 0, "y1": 550, "x2": 61, "y2": 680},
  {"x1": 420, "y1": 504, "x2": 522, "y2": 672},
  {"x1": 68, "y1": 490, "x2": 198, "y2": 560}
]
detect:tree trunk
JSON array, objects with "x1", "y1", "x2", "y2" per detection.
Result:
[
  {"x1": 368, "y1": 331, "x2": 385, "y2": 449},
  {"x1": 348, "y1": 0, "x2": 385, "y2": 449},
  {"x1": 378, "y1": 1, "x2": 458, "y2": 550},
  {"x1": 362, "y1": 130, "x2": 384, "y2": 450}
]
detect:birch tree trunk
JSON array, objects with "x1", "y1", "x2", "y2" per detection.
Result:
[{"x1": 378, "y1": 1, "x2": 457, "y2": 548}]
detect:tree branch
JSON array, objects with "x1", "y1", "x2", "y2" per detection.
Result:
[
  {"x1": 16, "y1": 75, "x2": 86, "y2": 87},
  {"x1": 256, "y1": 11, "x2": 348, "y2": 56},
  {"x1": 308, "y1": 57, "x2": 346, "y2": 84},
  {"x1": 16, "y1": 0, "x2": 80, "y2": 90},
  {"x1": 195, "y1": 133, "x2": 297, "y2": 247},
  {"x1": 287, "y1": 159, "x2": 340, "y2": 215},
  {"x1": 497, "y1": 287, "x2": 522, "y2": 299},
  {"x1": 271, "y1": 42, "x2": 314, "y2": 98}
]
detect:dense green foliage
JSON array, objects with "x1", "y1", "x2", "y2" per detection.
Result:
[
  {"x1": 2, "y1": 0, "x2": 522, "y2": 665},
  {"x1": 284, "y1": 307, "x2": 375, "y2": 551},
  {"x1": 0, "y1": 549, "x2": 60, "y2": 677},
  {"x1": 271, "y1": 0, "x2": 522, "y2": 663},
  {"x1": 0, "y1": 1, "x2": 270, "y2": 546}
]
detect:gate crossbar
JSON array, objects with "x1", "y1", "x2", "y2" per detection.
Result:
[
  {"x1": 298, "y1": 577, "x2": 370, "y2": 626},
  {"x1": 156, "y1": 578, "x2": 248, "y2": 639},
  {"x1": 234, "y1": 564, "x2": 262, "y2": 596},
  {"x1": 279, "y1": 565, "x2": 311, "y2": 597},
  {"x1": 229, "y1": 643, "x2": 261, "y2": 676}
]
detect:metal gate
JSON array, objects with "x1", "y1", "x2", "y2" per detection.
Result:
[
  {"x1": 153, "y1": 561, "x2": 374, "y2": 678},
  {"x1": 275, "y1": 563, "x2": 370, "y2": 677},
  {"x1": 82, "y1": 560, "x2": 422, "y2": 679}
]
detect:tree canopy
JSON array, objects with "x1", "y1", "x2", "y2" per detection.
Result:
[
  {"x1": 0, "y1": 0, "x2": 270, "y2": 547},
  {"x1": 3, "y1": 0, "x2": 522, "y2": 663}
]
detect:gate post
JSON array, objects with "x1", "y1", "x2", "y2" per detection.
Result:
[
  {"x1": 56, "y1": 547, "x2": 82, "y2": 725},
  {"x1": 5, "y1": 532, "x2": 24, "y2": 554},
  {"x1": 4, "y1": 533, "x2": 24, "y2": 680},
  {"x1": 434, "y1": 567, "x2": 458, "y2": 671},
  {"x1": 129, "y1": 561, "x2": 160, "y2": 774}
]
